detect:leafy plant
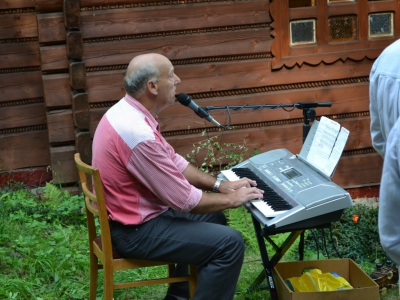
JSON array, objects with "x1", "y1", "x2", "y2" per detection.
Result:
[
  {"x1": 186, "y1": 130, "x2": 249, "y2": 176},
  {"x1": 304, "y1": 204, "x2": 390, "y2": 267}
]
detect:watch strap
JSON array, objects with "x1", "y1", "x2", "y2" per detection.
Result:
[{"x1": 213, "y1": 178, "x2": 223, "y2": 193}]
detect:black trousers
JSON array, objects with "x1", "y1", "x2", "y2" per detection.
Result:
[{"x1": 110, "y1": 209, "x2": 245, "y2": 300}]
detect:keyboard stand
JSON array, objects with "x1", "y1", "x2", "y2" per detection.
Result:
[{"x1": 245, "y1": 204, "x2": 343, "y2": 299}]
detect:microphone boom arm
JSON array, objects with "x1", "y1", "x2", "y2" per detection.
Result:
[{"x1": 203, "y1": 102, "x2": 332, "y2": 112}]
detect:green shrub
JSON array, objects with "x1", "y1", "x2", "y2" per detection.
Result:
[{"x1": 304, "y1": 204, "x2": 389, "y2": 268}]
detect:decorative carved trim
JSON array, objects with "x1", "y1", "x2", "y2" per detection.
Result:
[
  {"x1": 0, "y1": 66, "x2": 41, "y2": 74},
  {"x1": 191, "y1": 76, "x2": 369, "y2": 100},
  {"x1": 0, "y1": 37, "x2": 38, "y2": 44},
  {"x1": 343, "y1": 147, "x2": 376, "y2": 156},
  {"x1": 90, "y1": 101, "x2": 117, "y2": 109},
  {"x1": 0, "y1": 124, "x2": 47, "y2": 135},
  {"x1": 331, "y1": 111, "x2": 370, "y2": 119},
  {"x1": 83, "y1": 23, "x2": 269, "y2": 44},
  {"x1": 0, "y1": 8, "x2": 35, "y2": 15},
  {"x1": 80, "y1": 0, "x2": 253, "y2": 12},
  {"x1": 0, "y1": 98, "x2": 44, "y2": 107},
  {"x1": 172, "y1": 53, "x2": 273, "y2": 65}
]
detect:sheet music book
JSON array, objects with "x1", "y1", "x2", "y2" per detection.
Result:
[{"x1": 298, "y1": 116, "x2": 349, "y2": 178}]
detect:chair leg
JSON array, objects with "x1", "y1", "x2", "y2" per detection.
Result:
[
  {"x1": 89, "y1": 255, "x2": 99, "y2": 300},
  {"x1": 103, "y1": 265, "x2": 114, "y2": 300},
  {"x1": 188, "y1": 265, "x2": 197, "y2": 299}
]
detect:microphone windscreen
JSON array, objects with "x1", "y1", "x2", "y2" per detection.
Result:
[{"x1": 176, "y1": 93, "x2": 191, "y2": 106}]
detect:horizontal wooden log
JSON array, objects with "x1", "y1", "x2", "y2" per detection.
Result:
[
  {"x1": 84, "y1": 58, "x2": 372, "y2": 112},
  {"x1": 176, "y1": 57, "x2": 374, "y2": 95},
  {"x1": 40, "y1": 45, "x2": 68, "y2": 73},
  {"x1": 0, "y1": 13, "x2": 37, "y2": 40},
  {"x1": 0, "y1": 71, "x2": 44, "y2": 102},
  {"x1": 86, "y1": 70, "x2": 125, "y2": 103},
  {"x1": 37, "y1": 1, "x2": 270, "y2": 43},
  {"x1": 0, "y1": 0, "x2": 35, "y2": 10},
  {"x1": 81, "y1": 1, "x2": 270, "y2": 39},
  {"x1": 0, "y1": 42, "x2": 40, "y2": 70},
  {"x1": 159, "y1": 82, "x2": 370, "y2": 131},
  {"x1": 47, "y1": 109, "x2": 75, "y2": 143},
  {"x1": 0, "y1": 103, "x2": 47, "y2": 130},
  {"x1": 40, "y1": 28, "x2": 271, "y2": 71},
  {"x1": 50, "y1": 145, "x2": 78, "y2": 184},
  {"x1": 42, "y1": 73, "x2": 72, "y2": 108},
  {"x1": 37, "y1": 12, "x2": 66, "y2": 43},
  {"x1": 96, "y1": 29, "x2": 271, "y2": 70},
  {"x1": 0, "y1": 131, "x2": 51, "y2": 170},
  {"x1": 89, "y1": 81, "x2": 370, "y2": 134},
  {"x1": 35, "y1": 0, "x2": 62, "y2": 13},
  {"x1": 332, "y1": 152, "x2": 383, "y2": 188},
  {"x1": 166, "y1": 116, "x2": 373, "y2": 161}
]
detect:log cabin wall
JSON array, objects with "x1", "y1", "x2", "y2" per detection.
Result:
[
  {"x1": 0, "y1": 0, "x2": 52, "y2": 186},
  {"x1": 1, "y1": 0, "x2": 399, "y2": 192}
]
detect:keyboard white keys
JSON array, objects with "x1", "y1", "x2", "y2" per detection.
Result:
[
  {"x1": 251, "y1": 200, "x2": 287, "y2": 218},
  {"x1": 221, "y1": 170, "x2": 287, "y2": 218},
  {"x1": 221, "y1": 170, "x2": 240, "y2": 181}
]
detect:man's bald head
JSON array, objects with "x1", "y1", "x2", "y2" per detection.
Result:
[{"x1": 124, "y1": 53, "x2": 170, "y2": 98}]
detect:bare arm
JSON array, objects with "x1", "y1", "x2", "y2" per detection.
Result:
[{"x1": 182, "y1": 163, "x2": 264, "y2": 214}]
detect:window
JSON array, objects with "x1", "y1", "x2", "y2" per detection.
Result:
[
  {"x1": 290, "y1": 20, "x2": 316, "y2": 45},
  {"x1": 328, "y1": 15, "x2": 357, "y2": 43},
  {"x1": 369, "y1": 13, "x2": 393, "y2": 38},
  {"x1": 270, "y1": 0, "x2": 399, "y2": 69}
]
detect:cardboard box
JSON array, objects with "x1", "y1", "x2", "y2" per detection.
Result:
[{"x1": 273, "y1": 258, "x2": 380, "y2": 300}]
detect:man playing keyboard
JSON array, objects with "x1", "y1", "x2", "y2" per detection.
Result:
[{"x1": 92, "y1": 53, "x2": 264, "y2": 300}]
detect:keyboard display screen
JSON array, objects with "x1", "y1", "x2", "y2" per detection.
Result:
[{"x1": 281, "y1": 168, "x2": 302, "y2": 180}]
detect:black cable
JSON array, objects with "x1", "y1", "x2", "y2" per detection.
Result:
[
  {"x1": 321, "y1": 228, "x2": 330, "y2": 259},
  {"x1": 311, "y1": 229, "x2": 320, "y2": 260},
  {"x1": 329, "y1": 226, "x2": 342, "y2": 258}
]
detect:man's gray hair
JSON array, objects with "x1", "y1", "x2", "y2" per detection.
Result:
[{"x1": 124, "y1": 64, "x2": 160, "y2": 96}]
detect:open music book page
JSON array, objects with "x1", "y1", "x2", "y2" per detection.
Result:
[{"x1": 305, "y1": 116, "x2": 349, "y2": 178}]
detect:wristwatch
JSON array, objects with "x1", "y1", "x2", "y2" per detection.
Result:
[{"x1": 213, "y1": 178, "x2": 224, "y2": 193}]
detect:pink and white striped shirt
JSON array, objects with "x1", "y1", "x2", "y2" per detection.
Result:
[{"x1": 92, "y1": 94, "x2": 202, "y2": 225}]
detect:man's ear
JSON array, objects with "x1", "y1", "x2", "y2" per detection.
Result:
[{"x1": 147, "y1": 80, "x2": 158, "y2": 96}]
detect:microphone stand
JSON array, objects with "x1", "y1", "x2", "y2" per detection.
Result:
[{"x1": 203, "y1": 101, "x2": 330, "y2": 134}]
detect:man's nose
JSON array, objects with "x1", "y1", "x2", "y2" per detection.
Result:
[{"x1": 174, "y1": 74, "x2": 181, "y2": 85}]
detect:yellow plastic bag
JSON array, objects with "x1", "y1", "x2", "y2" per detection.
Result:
[{"x1": 285, "y1": 268, "x2": 353, "y2": 292}]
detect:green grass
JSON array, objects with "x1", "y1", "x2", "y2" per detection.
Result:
[{"x1": 0, "y1": 183, "x2": 398, "y2": 299}]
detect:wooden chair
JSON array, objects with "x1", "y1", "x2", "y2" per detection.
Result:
[{"x1": 74, "y1": 153, "x2": 197, "y2": 300}]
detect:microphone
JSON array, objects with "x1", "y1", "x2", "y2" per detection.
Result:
[{"x1": 176, "y1": 93, "x2": 222, "y2": 128}]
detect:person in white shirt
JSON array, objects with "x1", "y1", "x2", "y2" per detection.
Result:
[{"x1": 369, "y1": 39, "x2": 400, "y2": 290}]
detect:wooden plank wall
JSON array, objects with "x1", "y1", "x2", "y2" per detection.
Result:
[
  {"x1": 1, "y1": 0, "x2": 397, "y2": 191},
  {"x1": 0, "y1": 0, "x2": 52, "y2": 185}
]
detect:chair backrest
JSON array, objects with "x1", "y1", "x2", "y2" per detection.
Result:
[{"x1": 74, "y1": 153, "x2": 114, "y2": 261}]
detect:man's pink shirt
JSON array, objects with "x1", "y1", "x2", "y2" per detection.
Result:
[{"x1": 92, "y1": 95, "x2": 202, "y2": 225}]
